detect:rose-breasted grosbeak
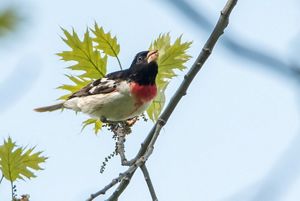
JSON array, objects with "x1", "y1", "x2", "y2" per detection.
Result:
[{"x1": 34, "y1": 50, "x2": 159, "y2": 122}]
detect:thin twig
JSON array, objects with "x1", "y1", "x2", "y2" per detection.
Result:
[
  {"x1": 87, "y1": 177, "x2": 119, "y2": 201},
  {"x1": 142, "y1": 120, "x2": 164, "y2": 162},
  {"x1": 105, "y1": 170, "x2": 136, "y2": 201},
  {"x1": 88, "y1": 0, "x2": 238, "y2": 200},
  {"x1": 86, "y1": 166, "x2": 137, "y2": 201},
  {"x1": 140, "y1": 164, "x2": 158, "y2": 201}
]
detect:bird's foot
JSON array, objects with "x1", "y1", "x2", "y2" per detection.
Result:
[
  {"x1": 100, "y1": 116, "x2": 138, "y2": 127},
  {"x1": 125, "y1": 117, "x2": 138, "y2": 127}
]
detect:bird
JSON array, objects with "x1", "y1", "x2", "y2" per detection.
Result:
[{"x1": 34, "y1": 50, "x2": 159, "y2": 122}]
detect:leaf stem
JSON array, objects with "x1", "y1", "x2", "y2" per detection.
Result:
[
  {"x1": 10, "y1": 180, "x2": 14, "y2": 200},
  {"x1": 0, "y1": 174, "x2": 4, "y2": 184},
  {"x1": 115, "y1": 54, "x2": 123, "y2": 70}
]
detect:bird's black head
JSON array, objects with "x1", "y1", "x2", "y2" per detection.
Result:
[
  {"x1": 106, "y1": 50, "x2": 159, "y2": 85},
  {"x1": 128, "y1": 50, "x2": 159, "y2": 85},
  {"x1": 130, "y1": 50, "x2": 159, "y2": 67},
  {"x1": 130, "y1": 51, "x2": 149, "y2": 66}
]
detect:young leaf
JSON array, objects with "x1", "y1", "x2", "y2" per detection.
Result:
[
  {"x1": 57, "y1": 75, "x2": 91, "y2": 100},
  {"x1": 82, "y1": 118, "x2": 103, "y2": 134},
  {"x1": 151, "y1": 33, "x2": 192, "y2": 86},
  {"x1": 147, "y1": 33, "x2": 192, "y2": 121},
  {"x1": 0, "y1": 137, "x2": 47, "y2": 182},
  {"x1": 92, "y1": 23, "x2": 122, "y2": 69},
  {"x1": 146, "y1": 83, "x2": 167, "y2": 121},
  {"x1": 57, "y1": 28, "x2": 107, "y2": 79},
  {"x1": 92, "y1": 23, "x2": 120, "y2": 58}
]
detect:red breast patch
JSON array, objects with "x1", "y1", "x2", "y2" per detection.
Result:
[{"x1": 130, "y1": 82, "x2": 157, "y2": 103}]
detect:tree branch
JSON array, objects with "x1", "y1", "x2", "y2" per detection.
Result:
[
  {"x1": 86, "y1": 166, "x2": 137, "y2": 201},
  {"x1": 110, "y1": 123, "x2": 130, "y2": 165},
  {"x1": 140, "y1": 164, "x2": 158, "y2": 201},
  {"x1": 87, "y1": 177, "x2": 119, "y2": 201},
  {"x1": 105, "y1": 163, "x2": 158, "y2": 201},
  {"x1": 105, "y1": 170, "x2": 135, "y2": 201},
  {"x1": 88, "y1": 0, "x2": 238, "y2": 200}
]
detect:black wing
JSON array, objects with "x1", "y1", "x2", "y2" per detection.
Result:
[
  {"x1": 69, "y1": 68, "x2": 130, "y2": 99},
  {"x1": 68, "y1": 77, "x2": 118, "y2": 99}
]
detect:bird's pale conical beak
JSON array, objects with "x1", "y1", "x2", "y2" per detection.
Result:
[{"x1": 147, "y1": 50, "x2": 159, "y2": 63}]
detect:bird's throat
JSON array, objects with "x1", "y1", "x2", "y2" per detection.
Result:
[{"x1": 130, "y1": 82, "x2": 157, "y2": 103}]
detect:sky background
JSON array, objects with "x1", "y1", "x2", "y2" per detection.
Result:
[{"x1": 1, "y1": 0, "x2": 300, "y2": 200}]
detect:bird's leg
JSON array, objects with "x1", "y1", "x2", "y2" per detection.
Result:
[{"x1": 125, "y1": 116, "x2": 138, "y2": 127}]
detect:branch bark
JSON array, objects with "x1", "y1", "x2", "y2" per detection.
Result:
[
  {"x1": 87, "y1": 0, "x2": 238, "y2": 200},
  {"x1": 140, "y1": 164, "x2": 158, "y2": 201},
  {"x1": 105, "y1": 172, "x2": 135, "y2": 201}
]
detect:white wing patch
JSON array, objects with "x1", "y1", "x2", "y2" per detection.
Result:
[{"x1": 88, "y1": 78, "x2": 117, "y2": 94}]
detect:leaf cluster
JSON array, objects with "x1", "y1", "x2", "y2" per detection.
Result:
[{"x1": 148, "y1": 33, "x2": 192, "y2": 120}]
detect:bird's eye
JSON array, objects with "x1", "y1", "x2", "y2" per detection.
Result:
[{"x1": 137, "y1": 56, "x2": 143, "y2": 61}]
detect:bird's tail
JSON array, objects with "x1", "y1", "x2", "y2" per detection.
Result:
[{"x1": 34, "y1": 103, "x2": 64, "y2": 112}]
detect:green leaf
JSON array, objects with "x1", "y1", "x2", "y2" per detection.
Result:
[
  {"x1": 92, "y1": 23, "x2": 120, "y2": 57},
  {"x1": 147, "y1": 33, "x2": 192, "y2": 121},
  {"x1": 82, "y1": 118, "x2": 103, "y2": 134},
  {"x1": 57, "y1": 75, "x2": 91, "y2": 100},
  {"x1": 57, "y1": 28, "x2": 107, "y2": 79},
  {"x1": 0, "y1": 137, "x2": 47, "y2": 182},
  {"x1": 151, "y1": 33, "x2": 192, "y2": 86}
]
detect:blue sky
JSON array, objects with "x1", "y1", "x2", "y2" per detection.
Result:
[{"x1": 1, "y1": 0, "x2": 300, "y2": 200}]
